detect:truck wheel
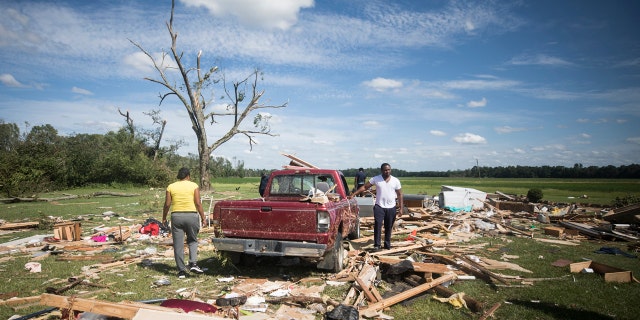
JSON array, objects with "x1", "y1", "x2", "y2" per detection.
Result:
[
  {"x1": 317, "y1": 232, "x2": 345, "y2": 273},
  {"x1": 331, "y1": 232, "x2": 345, "y2": 273},
  {"x1": 348, "y1": 217, "x2": 360, "y2": 240}
]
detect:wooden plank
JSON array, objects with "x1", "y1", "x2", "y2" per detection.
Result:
[
  {"x1": 355, "y1": 276, "x2": 382, "y2": 303},
  {"x1": 39, "y1": 294, "x2": 202, "y2": 319},
  {"x1": 281, "y1": 153, "x2": 318, "y2": 168},
  {"x1": 0, "y1": 221, "x2": 39, "y2": 230},
  {"x1": 360, "y1": 273, "x2": 457, "y2": 313},
  {"x1": 0, "y1": 295, "x2": 41, "y2": 307},
  {"x1": 376, "y1": 256, "x2": 450, "y2": 274},
  {"x1": 73, "y1": 223, "x2": 82, "y2": 241},
  {"x1": 369, "y1": 243, "x2": 426, "y2": 256}
]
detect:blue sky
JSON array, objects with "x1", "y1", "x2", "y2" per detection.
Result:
[{"x1": 1, "y1": 0, "x2": 639, "y2": 172}]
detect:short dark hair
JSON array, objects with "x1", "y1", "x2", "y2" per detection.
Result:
[
  {"x1": 358, "y1": 167, "x2": 364, "y2": 171},
  {"x1": 177, "y1": 167, "x2": 190, "y2": 180},
  {"x1": 380, "y1": 163, "x2": 390, "y2": 170}
]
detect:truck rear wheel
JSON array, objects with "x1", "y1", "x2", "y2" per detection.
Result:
[
  {"x1": 317, "y1": 232, "x2": 345, "y2": 273},
  {"x1": 331, "y1": 232, "x2": 345, "y2": 273},
  {"x1": 348, "y1": 217, "x2": 360, "y2": 240}
]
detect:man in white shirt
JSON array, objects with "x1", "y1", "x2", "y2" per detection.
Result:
[{"x1": 350, "y1": 163, "x2": 403, "y2": 251}]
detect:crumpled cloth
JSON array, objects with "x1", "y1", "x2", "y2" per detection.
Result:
[
  {"x1": 594, "y1": 247, "x2": 637, "y2": 258},
  {"x1": 25, "y1": 262, "x2": 42, "y2": 273},
  {"x1": 432, "y1": 292, "x2": 468, "y2": 309}
]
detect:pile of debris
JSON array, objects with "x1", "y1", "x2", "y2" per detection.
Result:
[{"x1": 1, "y1": 189, "x2": 638, "y2": 320}]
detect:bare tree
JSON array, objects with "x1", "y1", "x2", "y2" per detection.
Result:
[
  {"x1": 117, "y1": 108, "x2": 134, "y2": 137},
  {"x1": 129, "y1": 0, "x2": 286, "y2": 190},
  {"x1": 142, "y1": 109, "x2": 167, "y2": 161}
]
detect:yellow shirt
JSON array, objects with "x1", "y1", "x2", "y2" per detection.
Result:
[{"x1": 167, "y1": 180, "x2": 199, "y2": 212}]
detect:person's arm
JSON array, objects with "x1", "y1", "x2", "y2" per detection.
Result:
[
  {"x1": 162, "y1": 191, "x2": 171, "y2": 225},
  {"x1": 350, "y1": 181, "x2": 371, "y2": 198},
  {"x1": 193, "y1": 187, "x2": 206, "y2": 226},
  {"x1": 395, "y1": 188, "x2": 404, "y2": 216}
]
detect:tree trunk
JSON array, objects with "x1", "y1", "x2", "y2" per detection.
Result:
[{"x1": 198, "y1": 137, "x2": 211, "y2": 191}]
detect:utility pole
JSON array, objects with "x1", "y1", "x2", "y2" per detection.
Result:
[{"x1": 476, "y1": 159, "x2": 480, "y2": 178}]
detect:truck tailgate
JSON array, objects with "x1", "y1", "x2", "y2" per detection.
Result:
[{"x1": 216, "y1": 201, "x2": 321, "y2": 242}]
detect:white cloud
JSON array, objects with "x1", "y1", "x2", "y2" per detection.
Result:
[
  {"x1": 467, "y1": 97, "x2": 487, "y2": 108},
  {"x1": 72, "y1": 86, "x2": 93, "y2": 95},
  {"x1": 363, "y1": 120, "x2": 381, "y2": 128},
  {"x1": 430, "y1": 130, "x2": 446, "y2": 136},
  {"x1": 580, "y1": 133, "x2": 591, "y2": 139},
  {"x1": 122, "y1": 52, "x2": 177, "y2": 74},
  {"x1": 363, "y1": 77, "x2": 403, "y2": 92},
  {"x1": 494, "y1": 126, "x2": 526, "y2": 134},
  {"x1": 627, "y1": 137, "x2": 640, "y2": 144},
  {"x1": 180, "y1": 0, "x2": 314, "y2": 30},
  {"x1": 0, "y1": 73, "x2": 25, "y2": 87},
  {"x1": 508, "y1": 54, "x2": 574, "y2": 67},
  {"x1": 453, "y1": 133, "x2": 487, "y2": 144}
]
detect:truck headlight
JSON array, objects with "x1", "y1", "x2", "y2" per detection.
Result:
[{"x1": 317, "y1": 211, "x2": 330, "y2": 232}]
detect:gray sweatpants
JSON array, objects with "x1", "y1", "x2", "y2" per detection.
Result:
[{"x1": 170, "y1": 212, "x2": 200, "y2": 272}]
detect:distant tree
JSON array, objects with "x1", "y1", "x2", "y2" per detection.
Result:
[{"x1": 130, "y1": 0, "x2": 286, "y2": 190}]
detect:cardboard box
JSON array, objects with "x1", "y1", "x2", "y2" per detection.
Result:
[
  {"x1": 543, "y1": 226, "x2": 564, "y2": 237},
  {"x1": 569, "y1": 260, "x2": 632, "y2": 283}
]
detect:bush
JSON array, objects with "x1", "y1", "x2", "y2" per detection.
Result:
[
  {"x1": 611, "y1": 194, "x2": 640, "y2": 208},
  {"x1": 527, "y1": 188, "x2": 543, "y2": 202}
]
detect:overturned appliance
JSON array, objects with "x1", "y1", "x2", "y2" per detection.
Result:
[{"x1": 439, "y1": 185, "x2": 487, "y2": 212}]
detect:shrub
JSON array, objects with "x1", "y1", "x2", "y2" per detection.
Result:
[
  {"x1": 527, "y1": 188, "x2": 543, "y2": 202},
  {"x1": 611, "y1": 194, "x2": 640, "y2": 208}
]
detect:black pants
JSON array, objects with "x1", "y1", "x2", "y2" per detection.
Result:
[{"x1": 373, "y1": 204, "x2": 396, "y2": 249}]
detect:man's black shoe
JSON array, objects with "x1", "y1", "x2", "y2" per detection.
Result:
[
  {"x1": 178, "y1": 270, "x2": 188, "y2": 279},
  {"x1": 371, "y1": 246, "x2": 381, "y2": 252}
]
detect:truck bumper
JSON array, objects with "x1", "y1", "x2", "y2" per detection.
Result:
[{"x1": 212, "y1": 238, "x2": 327, "y2": 258}]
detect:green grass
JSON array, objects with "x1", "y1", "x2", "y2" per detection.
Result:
[{"x1": 0, "y1": 177, "x2": 639, "y2": 319}]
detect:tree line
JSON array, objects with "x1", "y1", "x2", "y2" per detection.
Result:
[
  {"x1": 341, "y1": 163, "x2": 640, "y2": 180},
  {"x1": 2, "y1": 120, "x2": 638, "y2": 197},
  {"x1": 0, "y1": 120, "x2": 262, "y2": 197}
]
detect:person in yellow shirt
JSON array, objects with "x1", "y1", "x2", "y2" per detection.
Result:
[{"x1": 162, "y1": 167, "x2": 206, "y2": 278}]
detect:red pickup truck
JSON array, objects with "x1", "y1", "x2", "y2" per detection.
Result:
[{"x1": 211, "y1": 168, "x2": 360, "y2": 272}]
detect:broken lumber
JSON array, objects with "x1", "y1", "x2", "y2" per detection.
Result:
[
  {"x1": 359, "y1": 273, "x2": 457, "y2": 313},
  {"x1": 0, "y1": 221, "x2": 39, "y2": 230},
  {"x1": 39, "y1": 294, "x2": 195, "y2": 319},
  {"x1": 376, "y1": 256, "x2": 450, "y2": 274}
]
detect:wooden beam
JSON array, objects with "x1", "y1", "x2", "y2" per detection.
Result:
[
  {"x1": 376, "y1": 256, "x2": 450, "y2": 274},
  {"x1": 39, "y1": 294, "x2": 204, "y2": 319},
  {"x1": 359, "y1": 273, "x2": 457, "y2": 313},
  {"x1": 281, "y1": 153, "x2": 319, "y2": 168}
]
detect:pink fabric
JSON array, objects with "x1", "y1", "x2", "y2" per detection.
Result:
[
  {"x1": 91, "y1": 235, "x2": 107, "y2": 242},
  {"x1": 160, "y1": 299, "x2": 217, "y2": 313}
]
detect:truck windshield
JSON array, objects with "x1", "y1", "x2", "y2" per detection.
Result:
[{"x1": 269, "y1": 174, "x2": 337, "y2": 196}]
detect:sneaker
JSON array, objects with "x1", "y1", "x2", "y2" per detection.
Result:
[
  {"x1": 178, "y1": 270, "x2": 188, "y2": 279},
  {"x1": 189, "y1": 263, "x2": 204, "y2": 274}
]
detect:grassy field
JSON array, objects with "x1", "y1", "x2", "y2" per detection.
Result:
[{"x1": 0, "y1": 177, "x2": 639, "y2": 319}]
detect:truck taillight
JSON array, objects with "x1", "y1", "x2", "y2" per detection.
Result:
[{"x1": 317, "y1": 211, "x2": 330, "y2": 232}]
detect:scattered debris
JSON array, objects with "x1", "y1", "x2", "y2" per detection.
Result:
[{"x1": 1, "y1": 183, "x2": 638, "y2": 319}]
